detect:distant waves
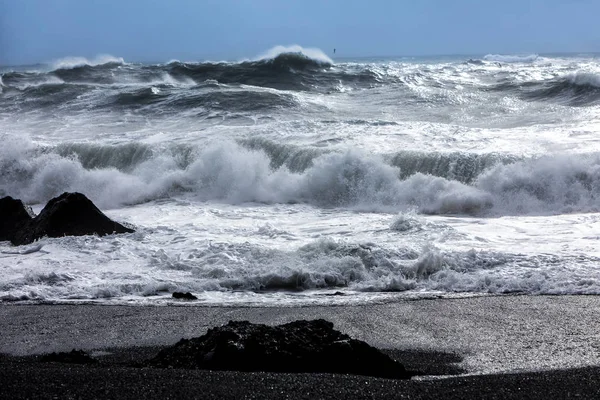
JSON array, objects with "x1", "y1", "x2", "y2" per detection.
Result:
[{"x1": 3, "y1": 51, "x2": 600, "y2": 120}]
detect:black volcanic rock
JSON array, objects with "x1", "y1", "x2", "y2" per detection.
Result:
[
  {"x1": 172, "y1": 292, "x2": 198, "y2": 300},
  {"x1": 0, "y1": 196, "x2": 34, "y2": 242},
  {"x1": 40, "y1": 349, "x2": 97, "y2": 364},
  {"x1": 149, "y1": 319, "x2": 412, "y2": 379},
  {"x1": 11, "y1": 192, "x2": 134, "y2": 245}
]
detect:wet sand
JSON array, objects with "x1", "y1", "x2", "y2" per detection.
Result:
[{"x1": 1, "y1": 295, "x2": 600, "y2": 398}]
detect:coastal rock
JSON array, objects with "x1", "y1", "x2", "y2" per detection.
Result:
[
  {"x1": 149, "y1": 319, "x2": 412, "y2": 379},
  {"x1": 40, "y1": 349, "x2": 97, "y2": 364},
  {"x1": 0, "y1": 196, "x2": 34, "y2": 242},
  {"x1": 11, "y1": 192, "x2": 134, "y2": 246},
  {"x1": 172, "y1": 292, "x2": 198, "y2": 300}
]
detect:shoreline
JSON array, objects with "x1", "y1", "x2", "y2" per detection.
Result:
[
  {"x1": 2, "y1": 295, "x2": 600, "y2": 398},
  {"x1": 2, "y1": 295, "x2": 599, "y2": 373}
]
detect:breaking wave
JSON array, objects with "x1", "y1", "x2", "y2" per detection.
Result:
[
  {"x1": 483, "y1": 54, "x2": 539, "y2": 63},
  {"x1": 3, "y1": 237, "x2": 599, "y2": 303},
  {"x1": 144, "y1": 238, "x2": 600, "y2": 294},
  {"x1": 0, "y1": 46, "x2": 370, "y2": 114},
  {"x1": 1, "y1": 137, "x2": 599, "y2": 216},
  {"x1": 50, "y1": 54, "x2": 126, "y2": 70},
  {"x1": 2, "y1": 52, "x2": 600, "y2": 306},
  {"x1": 489, "y1": 71, "x2": 600, "y2": 106},
  {"x1": 3, "y1": 49, "x2": 600, "y2": 115},
  {"x1": 256, "y1": 45, "x2": 334, "y2": 65},
  {"x1": 388, "y1": 151, "x2": 518, "y2": 184}
]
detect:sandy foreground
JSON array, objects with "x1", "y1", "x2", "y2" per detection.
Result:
[{"x1": 1, "y1": 295, "x2": 599, "y2": 399}]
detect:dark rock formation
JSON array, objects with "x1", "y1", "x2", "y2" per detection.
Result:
[
  {"x1": 40, "y1": 349, "x2": 97, "y2": 364},
  {"x1": 149, "y1": 319, "x2": 412, "y2": 379},
  {"x1": 0, "y1": 196, "x2": 34, "y2": 242},
  {"x1": 172, "y1": 292, "x2": 198, "y2": 300},
  {"x1": 10, "y1": 192, "x2": 134, "y2": 246}
]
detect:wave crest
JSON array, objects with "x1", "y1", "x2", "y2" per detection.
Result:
[
  {"x1": 256, "y1": 45, "x2": 333, "y2": 65},
  {"x1": 50, "y1": 54, "x2": 125, "y2": 70},
  {"x1": 483, "y1": 54, "x2": 539, "y2": 63},
  {"x1": 3, "y1": 137, "x2": 600, "y2": 217},
  {"x1": 489, "y1": 71, "x2": 600, "y2": 106},
  {"x1": 476, "y1": 154, "x2": 600, "y2": 214},
  {"x1": 566, "y1": 72, "x2": 600, "y2": 88}
]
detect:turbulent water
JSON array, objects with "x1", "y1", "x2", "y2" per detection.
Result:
[{"x1": 1, "y1": 46, "x2": 600, "y2": 305}]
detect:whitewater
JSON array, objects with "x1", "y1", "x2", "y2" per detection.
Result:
[{"x1": 1, "y1": 46, "x2": 600, "y2": 305}]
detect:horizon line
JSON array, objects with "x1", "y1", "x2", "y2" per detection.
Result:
[{"x1": 2, "y1": 50, "x2": 599, "y2": 68}]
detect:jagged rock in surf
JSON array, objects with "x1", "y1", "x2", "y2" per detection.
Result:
[
  {"x1": 172, "y1": 292, "x2": 198, "y2": 300},
  {"x1": 40, "y1": 349, "x2": 97, "y2": 364},
  {"x1": 325, "y1": 291, "x2": 346, "y2": 296},
  {"x1": 149, "y1": 319, "x2": 412, "y2": 379},
  {"x1": 11, "y1": 192, "x2": 134, "y2": 246},
  {"x1": 0, "y1": 196, "x2": 34, "y2": 242}
]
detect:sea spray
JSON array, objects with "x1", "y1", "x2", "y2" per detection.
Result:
[{"x1": 3, "y1": 136, "x2": 600, "y2": 215}]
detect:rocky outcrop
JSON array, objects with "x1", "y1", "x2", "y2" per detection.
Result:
[
  {"x1": 0, "y1": 196, "x2": 34, "y2": 242},
  {"x1": 149, "y1": 319, "x2": 412, "y2": 379},
  {"x1": 2, "y1": 192, "x2": 134, "y2": 245},
  {"x1": 172, "y1": 292, "x2": 198, "y2": 300},
  {"x1": 40, "y1": 349, "x2": 97, "y2": 364}
]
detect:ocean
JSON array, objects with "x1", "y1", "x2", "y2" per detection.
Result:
[{"x1": 1, "y1": 46, "x2": 600, "y2": 306}]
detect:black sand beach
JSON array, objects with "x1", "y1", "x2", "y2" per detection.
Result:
[
  {"x1": 2, "y1": 357, "x2": 599, "y2": 399},
  {"x1": 1, "y1": 296, "x2": 600, "y2": 399}
]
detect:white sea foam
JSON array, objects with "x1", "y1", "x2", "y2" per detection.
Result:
[
  {"x1": 390, "y1": 211, "x2": 425, "y2": 232},
  {"x1": 50, "y1": 54, "x2": 125, "y2": 70},
  {"x1": 476, "y1": 154, "x2": 600, "y2": 215},
  {"x1": 2, "y1": 233, "x2": 599, "y2": 304},
  {"x1": 3, "y1": 137, "x2": 600, "y2": 216},
  {"x1": 565, "y1": 71, "x2": 600, "y2": 87},
  {"x1": 158, "y1": 72, "x2": 195, "y2": 87},
  {"x1": 483, "y1": 54, "x2": 539, "y2": 63},
  {"x1": 2, "y1": 53, "x2": 600, "y2": 305},
  {"x1": 0, "y1": 138, "x2": 490, "y2": 213},
  {"x1": 12, "y1": 75, "x2": 65, "y2": 90}
]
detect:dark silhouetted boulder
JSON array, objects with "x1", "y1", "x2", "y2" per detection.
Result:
[
  {"x1": 172, "y1": 292, "x2": 198, "y2": 300},
  {"x1": 0, "y1": 196, "x2": 34, "y2": 242},
  {"x1": 149, "y1": 319, "x2": 412, "y2": 379},
  {"x1": 40, "y1": 349, "x2": 97, "y2": 364},
  {"x1": 11, "y1": 192, "x2": 134, "y2": 245},
  {"x1": 325, "y1": 291, "x2": 346, "y2": 296}
]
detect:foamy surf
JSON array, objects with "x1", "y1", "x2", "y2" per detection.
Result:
[
  {"x1": 2, "y1": 137, "x2": 600, "y2": 216},
  {"x1": 1, "y1": 49, "x2": 600, "y2": 304},
  {"x1": 483, "y1": 54, "x2": 539, "y2": 63},
  {"x1": 1, "y1": 208, "x2": 599, "y2": 304}
]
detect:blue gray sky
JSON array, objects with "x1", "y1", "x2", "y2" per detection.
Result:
[{"x1": 1, "y1": 0, "x2": 599, "y2": 65}]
